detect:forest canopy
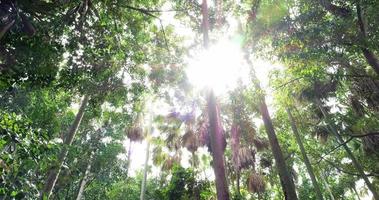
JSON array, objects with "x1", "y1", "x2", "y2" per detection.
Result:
[{"x1": 0, "y1": 0, "x2": 378, "y2": 200}]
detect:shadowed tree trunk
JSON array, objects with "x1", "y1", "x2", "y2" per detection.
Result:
[
  {"x1": 140, "y1": 110, "x2": 153, "y2": 200},
  {"x1": 318, "y1": 0, "x2": 379, "y2": 75},
  {"x1": 258, "y1": 100, "x2": 298, "y2": 200},
  {"x1": 356, "y1": 2, "x2": 379, "y2": 75},
  {"x1": 316, "y1": 99, "x2": 379, "y2": 200},
  {"x1": 207, "y1": 91, "x2": 230, "y2": 200},
  {"x1": 244, "y1": 55, "x2": 298, "y2": 200},
  {"x1": 41, "y1": 95, "x2": 90, "y2": 199},
  {"x1": 126, "y1": 140, "x2": 133, "y2": 177},
  {"x1": 287, "y1": 108, "x2": 324, "y2": 200},
  {"x1": 231, "y1": 123, "x2": 241, "y2": 197},
  {"x1": 201, "y1": 0, "x2": 230, "y2": 199},
  {"x1": 139, "y1": 140, "x2": 150, "y2": 200},
  {"x1": 75, "y1": 151, "x2": 94, "y2": 200}
]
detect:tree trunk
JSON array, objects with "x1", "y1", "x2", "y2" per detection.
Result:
[
  {"x1": 236, "y1": 171, "x2": 241, "y2": 197},
  {"x1": 286, "y1": 108, "x2": 324, "y2": 200},
  {"x1": 317, "y1": 0, "x2": 379, "y2": 75},
  {"x1": 243, "y1": 53, "x2": 298, "y2": 199},
  {"x1": 356, "y1": 2, "x2": 379, "y2": 75},
  {"x1": 41, "y1": 95, "x2": 90, "y2": 199},
  {"x1": 258, "y1": 100, "x2": 298, "y2": 200},
  {"x1": 75, "y1": 151, "x2": 94, "y2": 200},
  {"x1": 207, "y1": 91, "x2": 230, "y2": 200},
  {"x1": 139, "y1": 140, "x2": 150, "y2": 200},
  {"x1": 201, "y1": 0, "x2": 210, "y2": 49},
  {"x1": 201, "y1": 0, "x2": 229, "y2": 198},
  {"x1": 126, "y1": 140, "x2": 133, "y2": 177},
  {"x1": 316, "y1": 99, "x2": 379, "y2": 200}
]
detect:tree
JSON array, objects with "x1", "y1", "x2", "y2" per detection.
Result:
[{"x1": 286, "y1": 108, "x2": 324, "y2": 200}]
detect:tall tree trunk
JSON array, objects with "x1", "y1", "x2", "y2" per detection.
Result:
[
  {"x1": 75, "y1": 151, "x2": 94, "y2": 200},
  {"x1": 356, "y1": 2, "x2": 379, "y2": 75},
  {"x1": 41, "y1": 95, "x2": 90, "y2": 199},
  {"x1": 244, "y1": 53, "x2": 298, "y2": 199},
  {"x1": 236, "y1": 171, "x2": 241, "y2": 197},
  {"x1": 258, "y1": 100, "x2": 298, "y2": 200},
  {"x1": 139, "y1": 140, "x2": 150, "y2": 200},
  {"x1": 126, "y1": 140, "x2": 133, "y2": 177},
  {"x1": 318, "y1": 0, "x2": 379, "y2": 75},
  {"x1": 201, "y1": 0, "x2": 210, "y2": 49},
  {"x1": 316, "y1": 99, "x2": 379, "y2": 200},
  {"x1": 201, "y1": 0, "x2": 229, "y2": 199},
  {"x1": 231, "y1": 123, "x2": 241, "y2": 197},
  {"x1": 207, "y1": 92, "x2": 230, "y2": 200},
  {"x1": 286, "y1": 108, "x2": 324, "y2": 200}
]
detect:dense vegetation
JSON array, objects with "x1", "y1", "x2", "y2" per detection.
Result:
[{"x1": 0, "y1": 0, "x2": 378, "y2": 199}]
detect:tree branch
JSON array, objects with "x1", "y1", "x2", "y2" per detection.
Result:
[
  {"x1": 349, "y1": 132, "x2": 379, "y2": 138},
  {"x1": 313, "y1": 137, "x2": 354, "y2": 165},
  {"x1": 317, "y1": 0, "x2": 351, "y2": 17},
  {"x1": 323, "y1": 159, "x2": 379, "y2": 177}
]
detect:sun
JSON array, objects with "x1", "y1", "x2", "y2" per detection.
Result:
[{"x1": 186, "y1": 38, "x2": 250, "y2": 95}]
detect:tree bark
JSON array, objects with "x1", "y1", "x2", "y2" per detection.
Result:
[
  {"x1": 139, "y1": 140, "x2": 150, "y2": 200},
  {"x1": 236, "y1": 171, "x2": 241, "y2": 197},
  {"x1": 356, "y1": 3, "x2": 379, "y2": 75},
  {"x1": 318, "y1": 0, "x2": 379, "y2": 75},
  {"x1": 207, "y1": 91, "x2": 230, "y2": 200},
  {"x1": 243, "y1": 54, "x2": 298, "y2": 200},
  {"x1": 316, "y1": 99, "x2": 379, "y2": 200},
  {"x1": 201, "y1": 0, "x2": 210, "y2": 48},
  {"x1": 40, "y1": 95, "x2": 90, "y2": 199},
  {"x1": 75, "y1": 151, "x2": 94, "y2": 200},
  {"x1": 200, "y1": 0, "x2": 229, "y2": 199},
  {"x1": 126, "y1": 140, "x2": 133, "y2": 177},
  {"x1": 317, "y1": 0, "x2": 350, "y2": 17},
  {"x1": 258, "y1": 100, "x2": 298, "y2": 200},
  {"x1": 287, "y1": 108, "x2": 324, "y2": 200}
]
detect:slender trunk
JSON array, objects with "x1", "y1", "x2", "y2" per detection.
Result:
[
  {"x1": 318, "y1": 0, "x2": 379, "y2": 75},
  {"x1": 139, "y1": 140, "x2": 150, "y2": 200},
  {"x1": 356, "y1": 2, "x2": 379, "y2": 75},
  {"x1": 258, "y1": 100, "x2": 298, "y2": 200},
  {"x1": 243, "y1": 53, "x2": 298, "y2": 200},
  {"x1": 201, "y1": 0, "x2": 210, "y2": 49},
  {"x1": 236, "y1": 171, "x2": 241, "y2": 197},
  {"x1": 191, "y1": 152, "x2": 196, "y2": 168},
  {"x1": 41, "y1": 95, "x2": 90, "y2": 199},
  {"x1": 207, "y1": 91, "x2": 230, "y2": 200},
  {"x1": 320, "y1": 173, "x2": 335, "y2": 200},
  {"x1": 75, "y1": 151, "x2": 94, "y2": 200},
  {"x1": 201, "y1": 0, "x2": 229, "y2": 198},
  {"x1": 318, "y1": 0, "x2": 350, "y2": 17},
  {"x1": 0, "y1": 20, "x2": 15, "y2": 40},
  {"x1": 126, "y1": 140, "x2": 133, "y2": 177},
  {"x1": 231, "y1": 123, "x2": 240, "y2": 197},
  {"x1": 316, "y1": 99, "x2": 379, "y2": 200},
  {"x1": 286, "y1": 108, "x2": 324, "y2": 200}
]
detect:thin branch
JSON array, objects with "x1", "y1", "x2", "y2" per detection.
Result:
[
  {"x1": 124, "y1": 5, "x2": 171, "y2": 54},
  {"x1": 323, "y1": 159, "x2": 379, "y2": 177},
  {"x1": 349, "y1": 132, "x2": 379, "y2": 138},
  {"x1": 125, "y1": 5, "x2": 159, "y2": 18},
  {"x1": 313, "y1": 137, "x2": 354, "y2": 165},
  {"x1": 273, "y1": 76, "x2": 305, "y2": 91}
]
